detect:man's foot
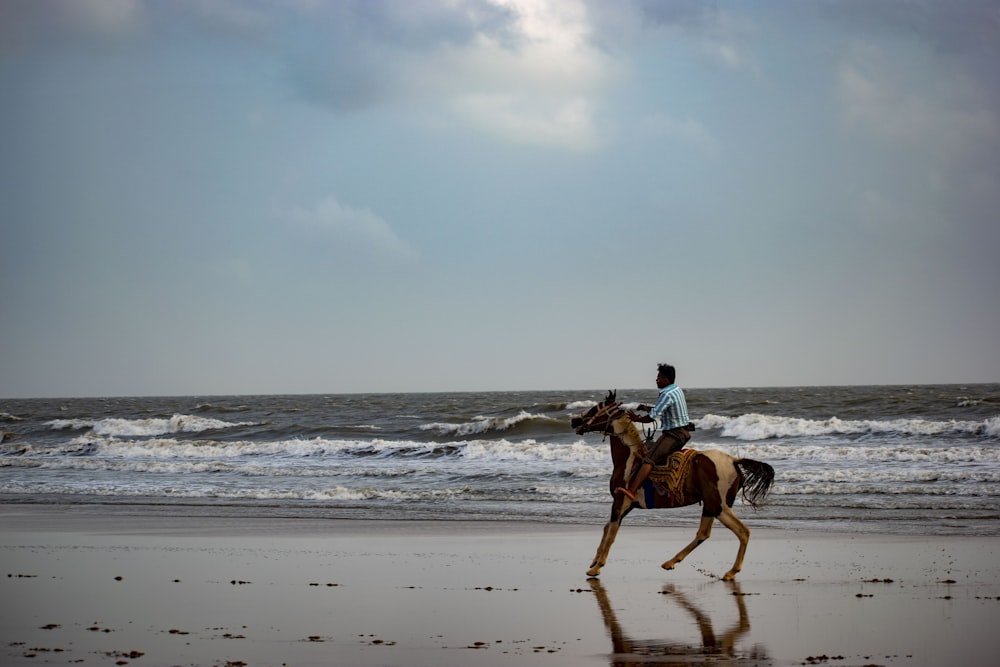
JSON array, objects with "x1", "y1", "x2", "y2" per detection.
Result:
[{"x1": 615, "y1": 487, "x2": 636, "y2": 501}]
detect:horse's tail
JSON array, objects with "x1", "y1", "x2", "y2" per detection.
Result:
[{"x1": 734, "y1": 458, "x2": 774, "y2": 510}]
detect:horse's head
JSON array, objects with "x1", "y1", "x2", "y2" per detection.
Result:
[{"x1": 571, "y1": 390, "x2": 623, "y2": 435}]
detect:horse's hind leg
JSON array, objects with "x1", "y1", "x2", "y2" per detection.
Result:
[
  {"x1": 662, "y1": 515, "x2": 714, "y2": 572},
  {"x1": 715, "y1": 506, "x2": 750, "y2": 581},
  {"x1": 663, "y1": 454, "x2": 721, "y2": 573}
]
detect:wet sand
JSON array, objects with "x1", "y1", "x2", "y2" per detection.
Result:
[{"x1": 2, "y1": 505, "x2": 999, "y2": 666}]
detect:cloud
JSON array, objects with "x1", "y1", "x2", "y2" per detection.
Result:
[
  {"x1": 211, "y1": 257, "x2": 253, "y2": 285},
  {"x1": 823, "y1": 0, "x2": 1000, "y2": 60},
  {"x1": 0, "y1": 0, "x2": 143, "y2": 53},
  {"x1": 623, "y1": 0, "x2": 760, "y2": 75},
  {"x1": 184, "y1": 0, "x2": 268, "y2": 29},
  {"x1": 837, "y1": 44, "x2": 1000, "y2": 170},
  {"x1": 837, "y1": 46, "x2": 930, "y2": 142},
  {"x1": 280, "y1": 196, "x2": 418, "y2": 261},
  {"x1": 628, "y1": 0, "x2": 719, "y2": 30},
  {"x1": 837, "y1": 38, "x2": 1000, "y2": 264},
  {"x1": 454, "y1": 94, "x2": 603, "y2": 150},
  {"x1": 638, "y1": 112, "x2": 719, "y2": 156},
  {"x1": 2, "y1": 1, "x2": 616, "y2": 151},
  {"x1": 284, "y1": 0, "x2": 615, "y2": 150},
  {"x1": 828, "y1": 0, "x2": 1000, "y2": 173}
]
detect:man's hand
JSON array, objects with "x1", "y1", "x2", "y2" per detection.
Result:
[{"x1": 637, "y1": 404, "x2": 651, "y2": 412}]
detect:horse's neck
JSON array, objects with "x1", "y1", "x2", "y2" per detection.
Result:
[
  {"x1": 608, "y1": 417, "x2": 644, "y2": 472},
  {"x1": 608, "y1": 435, "x2": 631, "y2": 469},
  {"x1": 611, "y1": 418, "x2": 644, "y2": 449}
]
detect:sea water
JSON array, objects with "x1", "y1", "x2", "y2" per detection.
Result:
[{"x1": 2, "y1": 384, "x2": 998, "y2": 535}]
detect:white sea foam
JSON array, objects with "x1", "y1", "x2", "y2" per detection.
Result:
[
  {"x1": 68, "y1": 435, "x2": 289, "y2": 459},
  {"x1": 462, "y1": 439, "x2": 608, "y2": 463},
  {"x1": 44, "y1": 434, "x2": 595, "y2": 463},
  {"x1": 698, "y1": 413, "x2": 997, "y2": 440},
  {"x1": 170, "y1": 485, "x2": 467, "y2": 503},
  {"x1": 698, "y1": 442, "x2": 1000, "y2": 463},
  {"x1": 531, "y1": 484, "x2": 604, "y2": 499},
  {"x1": 48, "y1": 414, "x2": 254, "y2": 437},
  {"x1": 19, "y1": 431, "x2": 1000, "y2": 468},
  {"x1": 0, "y1": 477, "x2": 596, "y2": 502},
  {"x1": 769, "y1": 482, "x2": 1000, "y2": 497},
  {"x1": 565, "y1": 400, "x2": 644, "y2": 412},
  {"x1": 776, "y1": 468, "x2": 1000, "y2": 484},
  {"x1": 59, "y1": 435, "x2": 443, "y2": 459},
  {"x1": 420, "y1": 411, "x2": 559, "y2": 436},
  {"x1": 0, "y1": 456, "x2": 450, "y2": 479},
  {"x1": 957, "y1": 397, "x2": 994, "y2": 408}
]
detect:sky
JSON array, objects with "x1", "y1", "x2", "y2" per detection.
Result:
[{"x1": 1, "y1": 0, "x2": 998, "y2": 398}]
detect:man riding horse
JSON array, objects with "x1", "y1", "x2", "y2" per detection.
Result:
[
  {"x1": 571, "y1": 381, "x2": 774, "y2": 580},
  {"x1": 617, "y1": 363, "x2": 694, "y2": 502}
]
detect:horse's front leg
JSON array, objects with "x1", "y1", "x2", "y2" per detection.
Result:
[
  {"x1": 587, "y1": 520, "x2": 616, "y2": 576},
  {"x1": 587, "y1": 500, "x2": 631, "y2": 577}
]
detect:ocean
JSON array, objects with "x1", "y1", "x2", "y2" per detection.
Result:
[{"x1": 2, "y1": 384, "x2": 998, "y2": 536}]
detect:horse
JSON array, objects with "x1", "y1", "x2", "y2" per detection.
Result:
[{"x1": 571, "y1": 391, "x2": 774, "y2": 581}]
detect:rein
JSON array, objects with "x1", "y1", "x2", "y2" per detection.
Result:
[
  {"x1": 582, "y1": 402, "x2": 656, "y2": 444},
  {"x1": 582, "y1": 402, "x2": 626, "y2": 442}
]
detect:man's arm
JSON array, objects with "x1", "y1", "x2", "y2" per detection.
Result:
[{"x1": 627, "y1": 404, "x2": 654, "y2": 422}]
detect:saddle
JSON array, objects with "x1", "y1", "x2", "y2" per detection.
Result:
[{"x1": 647, "y1": 449, "x2": 698, "y2": 506}]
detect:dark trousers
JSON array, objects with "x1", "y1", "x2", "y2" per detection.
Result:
[{"x1": 642, "y1": 427, "x2": 691, "y2": 466}]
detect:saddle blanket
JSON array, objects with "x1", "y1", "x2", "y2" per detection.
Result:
[{"x1": 640, "y1": 448, "x2": 698, "y2": 509}]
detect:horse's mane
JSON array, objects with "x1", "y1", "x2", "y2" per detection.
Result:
[{"x1": 613, "y1": 415, "x2": 644, "y2": 447}]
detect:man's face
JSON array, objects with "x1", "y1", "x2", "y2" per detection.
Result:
[{"x1": 656, "y1": 372, "x2": 669, "y2": 388}]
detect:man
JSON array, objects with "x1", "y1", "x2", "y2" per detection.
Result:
[{"x1": 616, "y1": 363, "x2": 692, "y2": 502}]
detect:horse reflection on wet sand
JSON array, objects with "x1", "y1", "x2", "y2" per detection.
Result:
[{"x1": 588, "y1": 578, "x2": 769, "y2": 666}]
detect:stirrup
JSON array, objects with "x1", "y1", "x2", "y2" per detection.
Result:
[{"x1": 615, "y1": 487, "x2": 636, "y2": 502}]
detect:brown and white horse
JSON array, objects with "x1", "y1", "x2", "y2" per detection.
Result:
[{"x1": 571, "y1": 391, "x2": 774, "y2": 580}]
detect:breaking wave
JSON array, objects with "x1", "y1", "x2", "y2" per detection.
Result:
[
  {"x1": 47, "y1": 414, "x2": 256, "y2": 437},
  {"x1": 699, "y1": 413, "x2": 1000, "y2": 440},
  {"x1": 420, "y1": 411, "x2": 564, "y2": 437}
]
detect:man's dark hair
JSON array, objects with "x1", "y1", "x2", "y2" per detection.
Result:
[{"x1": 657, "y1": 363, "x2": 676, "y2": 384}]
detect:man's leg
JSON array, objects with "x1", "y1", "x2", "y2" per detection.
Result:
[
  {"x1": 662, "y1": 430, "x2": 688, "y2": 457},
  {"x1": 616, "y1": 432, "x2": 670, "y2": 501},
  {"x1": 617, "y1": 462, "x2": 652, "y2": 502}
]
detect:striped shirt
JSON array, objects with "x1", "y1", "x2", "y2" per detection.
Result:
[{"x1": 649, "y1": 383, "x2": 690, "y2": 432}]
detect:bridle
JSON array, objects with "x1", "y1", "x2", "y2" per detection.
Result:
[
  {"x1": 576, "y1": 399, "x2": 657, "y2": 445},
  {"x1": 575, "y1": 401, "x2": 626, "y2": 438}
]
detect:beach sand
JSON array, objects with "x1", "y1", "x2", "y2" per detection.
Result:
[{"x1": 2, "y1": 505, "x2": 999, "y2": 666}]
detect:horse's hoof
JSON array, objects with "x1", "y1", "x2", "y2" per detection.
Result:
[
  {"x1": 661, "y1": 561, "x2": 676, "y2": 571},
  {"x1": 722, "y1": 571, "x2": 738, "y2": 581},
  {"x1": 586, "y1": 567, "x2": 602, "y2": 577}
]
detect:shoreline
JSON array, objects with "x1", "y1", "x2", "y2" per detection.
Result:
[
  {"x1": 6, "y1": 496, "x2": 999, "y2": 539},
  {"x1": 2, "y1": 504, "x2": 999, "y2": 666}
]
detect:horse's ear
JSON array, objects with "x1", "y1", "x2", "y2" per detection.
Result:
[{"x1": 606, "y1": 389, "x2": 616, "y2": 403}]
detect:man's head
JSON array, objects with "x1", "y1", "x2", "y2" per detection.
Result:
[{"x1": 656, "y1": 363, "x2": 676, "y2": 387}]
